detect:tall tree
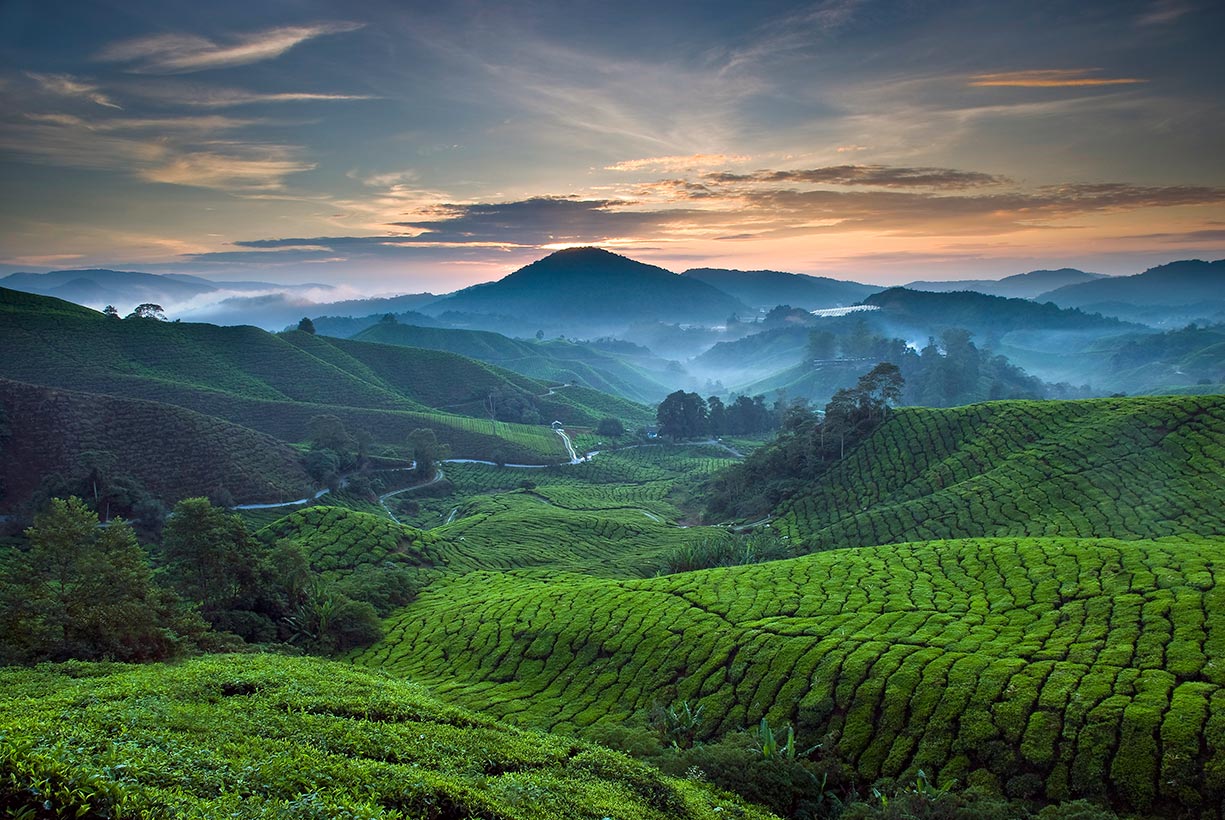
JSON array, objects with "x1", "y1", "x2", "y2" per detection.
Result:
[
  {"x1": 408, "y1": 428, "x2": 447, "y2": 480},
  {"x1": 0, "y1": 497, "x2": 202, "y2": 663},
  {"x1": 297, "y1": 316, "x2": 317, "y2": 334}
]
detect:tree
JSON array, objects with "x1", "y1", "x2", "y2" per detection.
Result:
[
  {"x1": 127, "y1": 303, "x2": 165, "y2": 320},
  {"x1": 596, "y1": 417, "x2": 625, "y2": 437},
  {"x1": 657, "y1": 390, "x2": 708, "y2": 439},
  {"x1": 407, "y1": 428, "x2": 447, "y2": 481},
  {"x1": 707, "y1": 396, "x2": 726, "y2": 437},
  {"x1": 102, "y1": 304, "x2": 119, "y2": 318},
  {"x1": 159, "y1": 498, "x2": 267, "y2": 638},
  {"x1": 857, "y1": 362, "x2": 904, "y2": 420},
  {"x1": 297, "y1": 316, "x2": 316, "y2": 334},
  {"x1": 535, "y1": 329, "x2": 545, "y2": 340},
  {"x1": 308, "y1": 414, "x2": 353, "y2": 454},
  {"x1": 806, "y1": 330, "x2": 837, "y2": 361},
  {"x1": 0, "y1": 497, "x2": 203, "y2": 663},
  {"x1": 380, "y1": 313, "x2": 398, "y2": 324}
]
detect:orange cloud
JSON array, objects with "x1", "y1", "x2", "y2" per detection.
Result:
[{"x1": 968, "y1": 69, "x2": 1146, "y2": 88}]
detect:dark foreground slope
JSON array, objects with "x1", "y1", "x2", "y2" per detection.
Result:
[
  {"x1": 0, "y1": 377, "x2": 312, "y2": 508},
  {"x1": 0, "y1": 654, "x2": 775, "y2": 820},
  {"x1": 358, "y1": 535, "x2": 1225, "y2": 817},
  {"x1": 769, "y1": 395, "x2": 1225, "y2": 549}
]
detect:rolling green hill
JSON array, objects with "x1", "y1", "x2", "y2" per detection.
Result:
[
  {"x1": 0, "y1": 286, "x2": 662, "y2": 464},
  {"x1": 0, "y1": 654, "x2": 775, "y2": 820},
  {"x1": 768, "y1": 395, "x2": 1225, "y2": 550},
  {"x1": 0, "y1": 377, "x2": 312, "y2": 509},
  {"x1": 352, "y1": 321, "x2": 673, "y2": 405},
  {"x1": 355, "y1": 535, "x2": 1225, "y2": 816}
]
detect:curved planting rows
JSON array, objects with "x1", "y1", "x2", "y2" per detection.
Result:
[
  {"x1": 0, "y1": 654, "x2": 774, "y2": 820},
  {"x1": 426, "y1": 493, "x2": 730, "y2": 578},
  {"x1": 0, "y1": 377, "x2": 312, "y2": 508},
  {"x1": 258, "y1": 506, "x2": 437, "y2": 576},
  {"x1": 356, "y1": 536, "x2": 1225, "y2": 816},
  {"x1": 774, "y1": 395, "x2": 1225, "y2": 549}
]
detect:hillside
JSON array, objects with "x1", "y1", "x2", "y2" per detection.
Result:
[
  {"x1": 358, "y1": 535, "x2": 1225, "y2": 817},
  {"x1": 0, "y1": 654, "x2": 774, "y2": 820},
  {"x1": 864, "y1": 287, "x2": 1135, "y2": 340},
  {"x1": 681, "y1": 268, "x2": 879, "y2": 311},
  {"x1": 904, "y1": 268, "x2": 1107, "y2": 299},
  {"x1": 0, "y1": 287, "x2": 641, "y2": 462},
  {"x1": 422, "y1": 248, "x2": 750, "y2": 331},
  {"x1": 0, "y1": 377, "x2": 312, "y2": 510},
  {"x1": 1039, "y1": 260, "x2": 1225, "y2": 323},
  {"x1": 751, "y1": 396, "x2": 1225, "y2": 549},
  {"x1": 352, "y1": 321, "x2": 673, "y2": 405}
]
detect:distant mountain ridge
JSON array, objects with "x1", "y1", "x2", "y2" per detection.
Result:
[
  {"x1": 680, "y1": 267, "x2": 880, "y2": 310},
  {"x1": 904, "y1": 267, "x2": 1107, "y2": 299},
  {"x1": 1038, "y1": 258, "x2": 1225, "y2": 309}
]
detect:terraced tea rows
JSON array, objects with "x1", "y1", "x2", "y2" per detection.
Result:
[
  {"x1": 356, "y1": 535, "x2": 1225, "y2": 816},
  {"x1": 773, "y1": 395, "x2": 1225, "y2": 549},
  {"x1": 376, "y1": 446, "x2": 742, "y2": 577},
  {"x1": 0, "y1": 654, "x2": 775, "y2": 820},
  {"x1": 257, "y1": 507, "x2": 437, "y2": 577},
  {"x1": 0, "y1": 377, "x2": 312, "y2": 507}
]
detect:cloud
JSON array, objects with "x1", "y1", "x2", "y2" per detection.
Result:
[
  {"x1": 25, "y1": 71, "x2": 121, "y2": 108},
  {"x1": 604, "y1": 154, "x2": 750, "y2": 172},
  {"x1": 97, "y1": 22, "x2": 364, "y2": 73},
  {"x1": 0, "y1": 109, "x2": 312, "y2": 191},
  {"x1": 1126, "y1": 228, "x2": 1225, "y2": 243},
  {"x1": 968, "y1": 69, "x2": 1147, "y2": 88},
  {"x1": 705, "y1": 165, "x2": 1011, "y2": 189},
  {"x1": 199, "y1": 179, "x2": 1225, "y2": 268},
  {"x1": 127, "y1": 82, "x2": 374, "y2": 107},
  {"x1": 1136, "y1": 0, "x2": 1194, "y2": 26}
]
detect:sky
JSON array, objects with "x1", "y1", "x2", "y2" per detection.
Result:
[{"x1": 1, "y1": 0, "x2": 1223, "y2": 293}]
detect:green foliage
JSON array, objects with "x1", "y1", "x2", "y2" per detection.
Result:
[
  {"x1": 661, "y1": 533, "x2": 793, "y2": 574},
  {"x1": 0, "y1": 497, "x2": 204, "y2": 663},
  {"x1": 0, "y1": 655, "x2": 776, "y2": 820},
  {"x1": 768, "y1": 395, "x2": 1225, "y2": 550},
  {"x1": 355, "y1": 535, "x2": 1225, "y2": 816},
  {"x1": 0, "y1": 378, "x2": 312, "y2": 513},
  {"x1": 596, "y1": 416, "x2": 626, "y2": 437}
]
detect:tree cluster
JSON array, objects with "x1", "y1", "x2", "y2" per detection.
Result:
[
  {"x1": 705, "y1": 363, "x2": 903, "y2": 520},
  {"x1": 656, "y1": 391, "x2": 775, "y2": 439},
  {"x1": 0, "y1": 495, "x2": 391, "y2": 665}
]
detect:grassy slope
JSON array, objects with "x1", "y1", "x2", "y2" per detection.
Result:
[
  {"x1": 352, "y1": 322, "x2": 672, "y2": 406},
  {"x1": 0, "y1": 287, "x2": 568, "y2": 462},
  {"x1": 0, "y1": 654, "x2": 776, "y2": 820},
  {"x1": 771, "y1": 395, "x2": 1225, "y2": 549},
  {"x1": 256, "y1": 506, "x2": 437, "y2": 578},
  {"x1": 356, "y1": 535, "x2": 1225, "y2": 816},
  {"x1": 0, "y1": 377, "x2": 312, "y2": 507},
  {"x1": 382, "y1": 445, "x2": 741, "y2": 578}
]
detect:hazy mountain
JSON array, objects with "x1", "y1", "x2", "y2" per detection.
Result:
[
  {"x1": 420, "y1": 247, "x2": 750, "y2": 332},
  {"x1": 1037, "y1": 259, "x2": 1225, "y2": 325},
  {"x1": 680, "y1": 267, "x2": 880, "y2": 311},
  {"x1": 904, "y1": 268, "x2": 1107, "y2": 299},
  {"x1": 864, "y1": 287, "x2": 1136, "y2": 339}
]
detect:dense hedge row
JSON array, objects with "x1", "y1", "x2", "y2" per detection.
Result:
[
  {"x1": 356, "y1": 536, "x2": 1225, "y2": 817},
  {"x1": 773, "y1": 395, "x2": 1225, "y2": 549},
  {"x1": 0, "y1": 654, "x2": 774, "y2": 819}
]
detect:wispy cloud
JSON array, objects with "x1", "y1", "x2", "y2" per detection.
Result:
[
  {"x1": 604, "y1": 154, "x2": 750, "y2": 172},
  {"x1": 968, "y1": 69, "x2": 1147, "y2": 88},
  {"x1": 706, "y1": 165, "x2": 1011, "y2": 189},
  {"x1": 1136, "y1": 0, "x2": 1194, "y2": 26},
  {"x1": 0, "y1": 109, "x2": 311, "y2": 191},
  {"x1": 97, "y1": 22, "x2": 364, "y2": 74},
  {"x1": 25, "y1": 71, "x2": 121, "y2": 108},
  {"x1": 127, "y1": 82, "x2": 374, "y2": 107}
]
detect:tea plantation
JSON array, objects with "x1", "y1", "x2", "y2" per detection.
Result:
[
  {"x1": 0, "y1": 654, "x2": 776, "y2": 820},
  {"x1": 356, "y1": 535, "x2": 1225, "y2": 816},
  {"x1": 771, "y1": 395, "x2": 1225, "y2": 549}
]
